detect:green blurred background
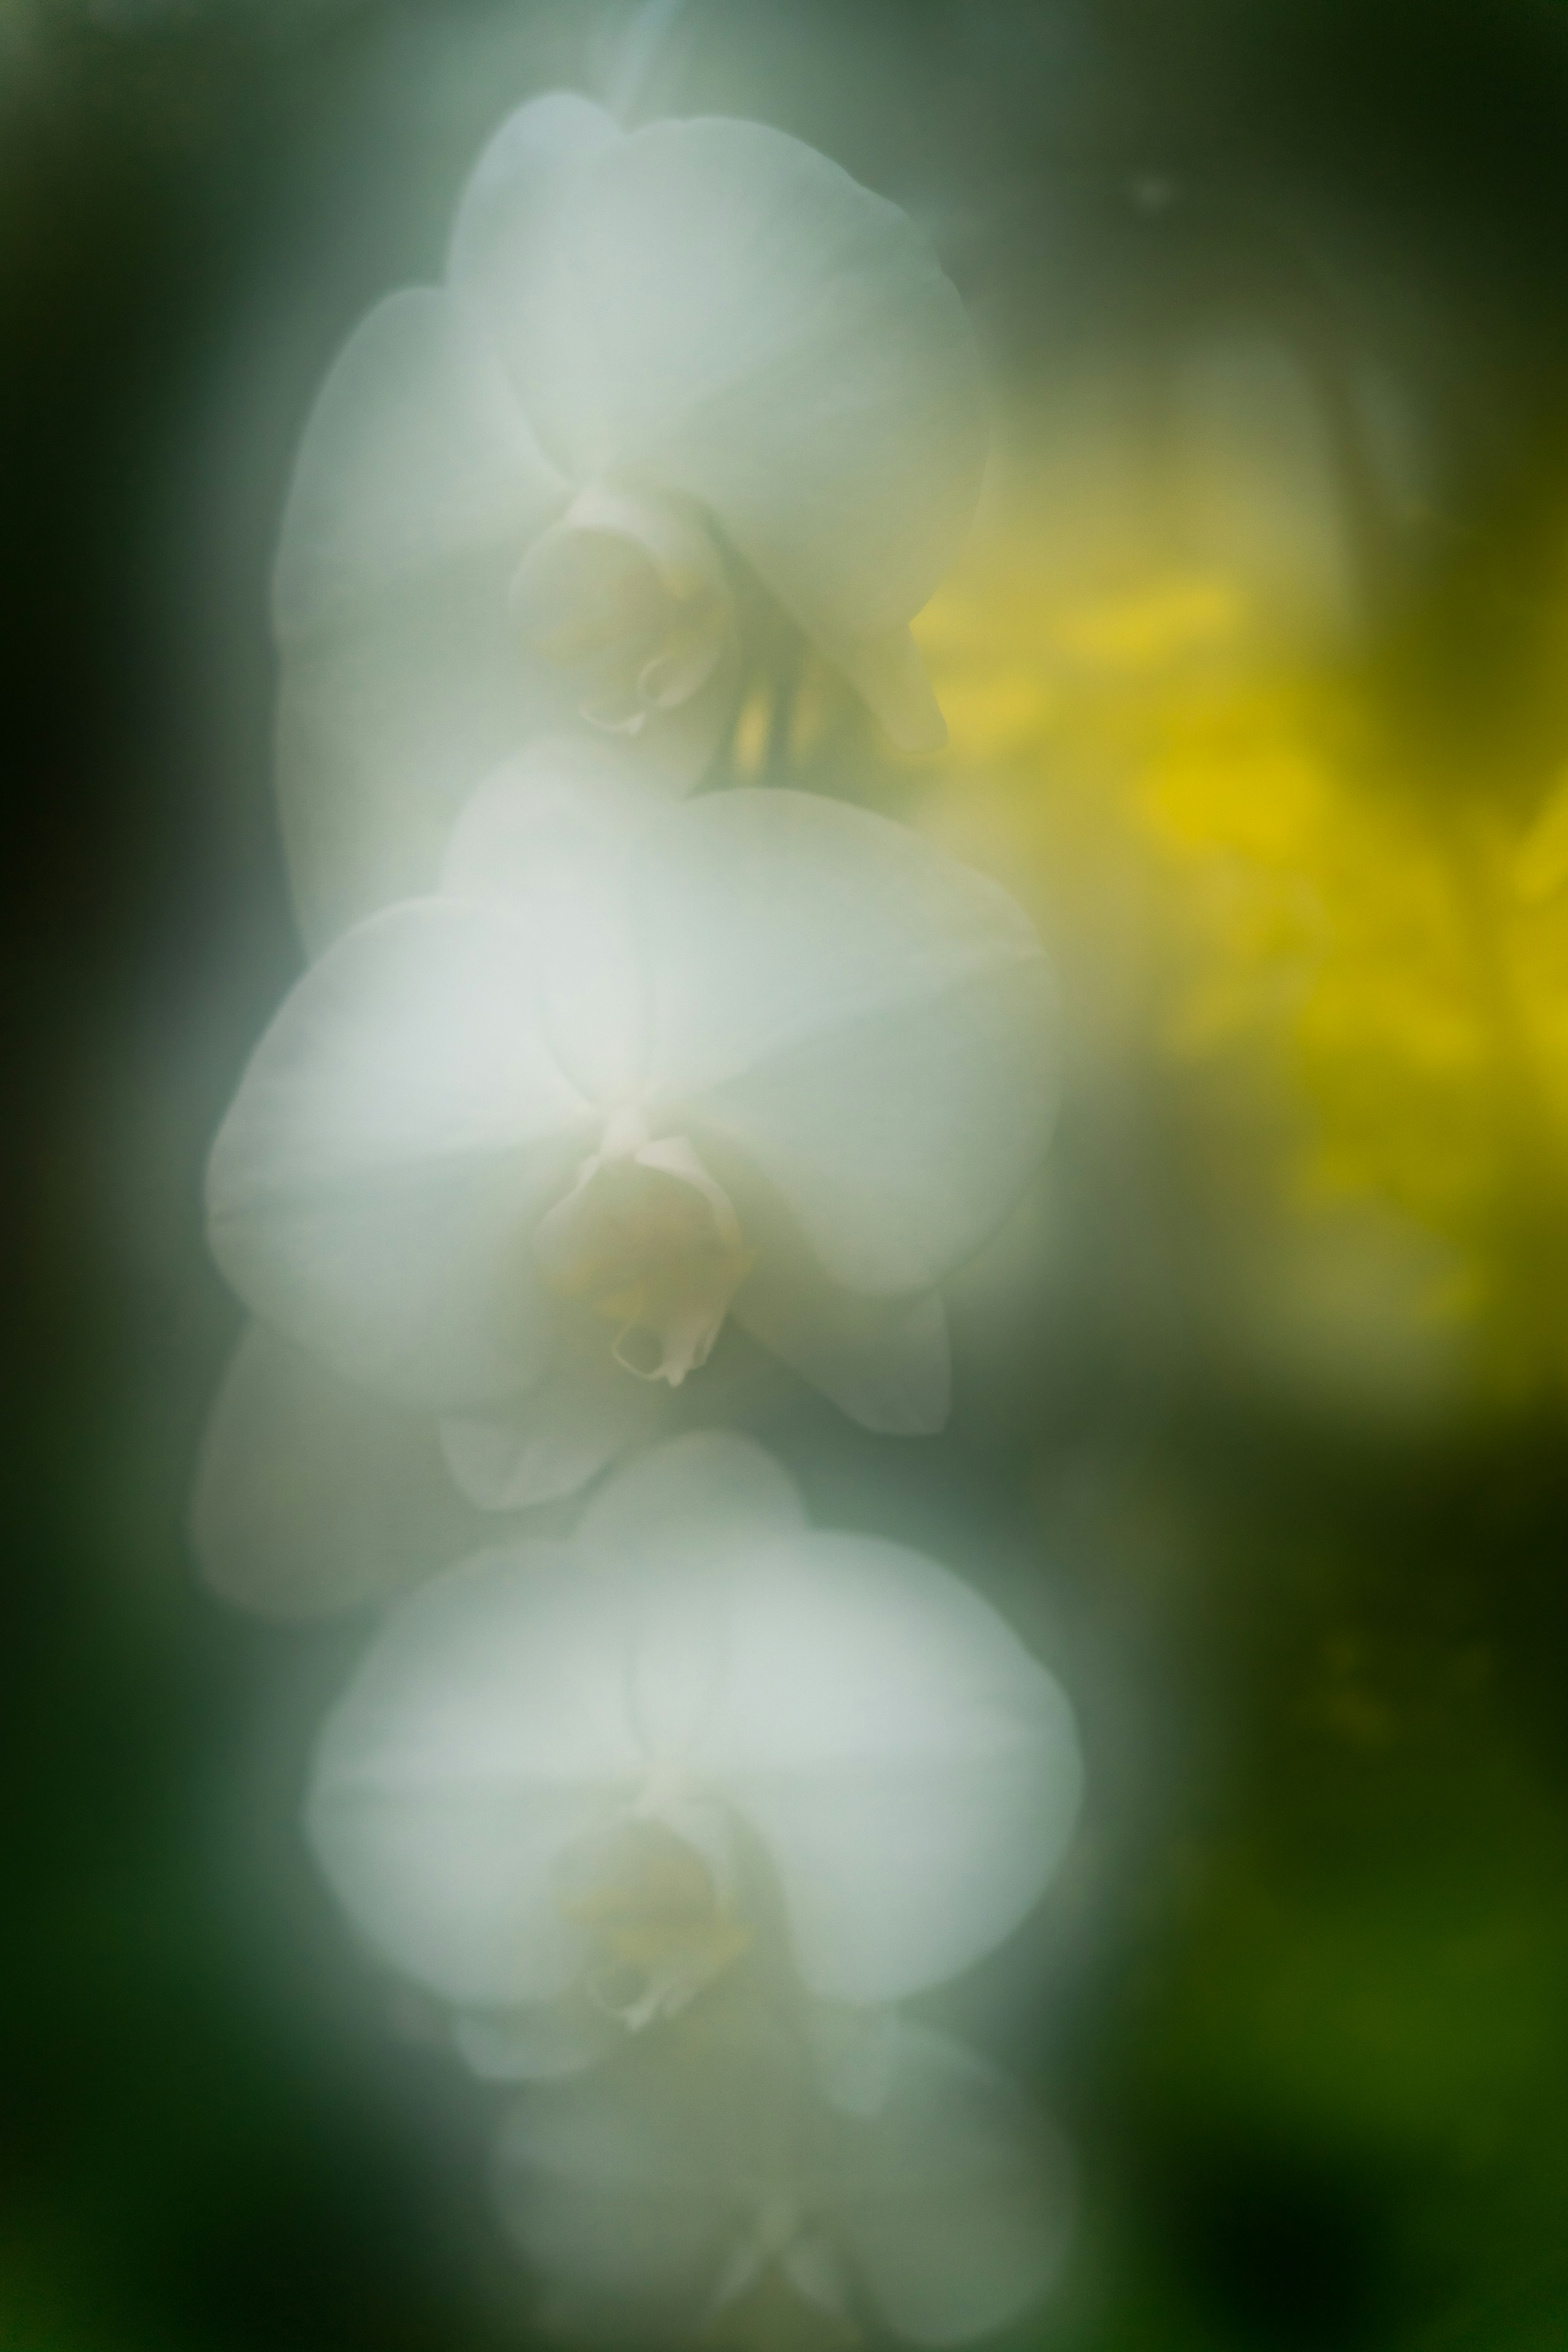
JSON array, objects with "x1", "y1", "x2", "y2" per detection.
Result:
[{"x1": 9, "y1": 2, "x2": 1568, "y2": 2346}]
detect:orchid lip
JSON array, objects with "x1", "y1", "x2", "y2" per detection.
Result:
[
  {"x1": 554, "y1": 1804, "x2": 750, "y2": 2036},
  {"x1": 510, "y1": 483, "x2": 732, "y2": 733},
  {"x1": 535, "y1": 1122, "x2": 753, "y2": 1387}
]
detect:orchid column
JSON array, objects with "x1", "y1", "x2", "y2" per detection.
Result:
[{"x1": 196, "y1": 77, "x2": 1086, "y2": 2352}]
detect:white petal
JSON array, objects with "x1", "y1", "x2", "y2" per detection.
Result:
[
  {"x1": 825, "y1": 2024, "x2": 1074, "y2": 2345},
  {"x1": 269, "y1": 273, "x2": 725, "y2": 953},
  {"x1": 495, "y1": 117, "x2": 985, "y2": 677},
  {"x1": 495, "y1": 2015, "x2": 1069, "y2": 2345},
  {"x1": 576, "y1": 1430, "x2": 806, "y2": 1571},
  {"x1": 694, "y1": 1535, "x2": 1082, "y2": 2003},
  {"x1": 276, "y1": 562, "x2": 551, "y2": 955},
  {"x1": 309, "y1": 1511, "x2": 1080, "y2": 2020},
  {"x1": 311, "y1": 1777, "x2": 595, "y2": 2012},
  {"x1": 273, "y1": 288, "x2": 561, "y2": 640},
  {"x1": 454, "y1": 1993, "x2": 619, "y2": 2084},
  {"x1": 206, "y1": 902, "x2": 590, "y2": 1410},
  {"x1": 440, "y1": 1332, "x2": 671, "y2": 1510},
  {"x1": 189, "y1": 1322, "x2": 487, "y2": 1618},
  {"x1": 439, "y1": 738, "x2": 655, "y2": 1107},
  {"x1": 699, "y1": 960, "x2": 1058, "y2": 1296},
  {"x1": 277, "y1": 595, "x2": 727, "y2": 956},
  {"x1": 637, "y1": 791, "x2": 1058, "y2": 1293},
  {"x1": 733, "y1": 1250, "x2": 951, "y2": 1435},
  {"x1": 495, "y1": 2054, "x2": 755, "y2": 2326},
  {"x1": 306, "y1": 1545, "x2": 647, "y2": 2007},
  {"x1": 806, "y1": 2002, "x2": 898, "y2": 2119},
  {"x1": 446, "y1": 93, "x2": 622, "y2": 471},
  {"x1": 440, "y1": 733, "x2": 658, "y2": 900},
  {"x1": 272, "y1": 287, "x2": 567, "y2": 949}
]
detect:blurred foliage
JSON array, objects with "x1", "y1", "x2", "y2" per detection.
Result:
[{"x1": 9, "y1": 4, "x2": 1568, "y2": 2351}]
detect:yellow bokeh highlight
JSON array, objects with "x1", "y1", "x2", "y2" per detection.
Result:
[{"x1": 914, "y1": 447, "x2": 1568, "y2": 1415}]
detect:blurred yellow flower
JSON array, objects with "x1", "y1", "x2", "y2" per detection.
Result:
[{"x1": 915, "y1": 470, "x2": 1568, "y2": 1414}]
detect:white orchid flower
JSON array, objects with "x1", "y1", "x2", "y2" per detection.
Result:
[
  {"x1": 206, "y1": 747, "x2": 1059, "y2": 1509},
  {"x1": 495, "y1": 2009, "x2": 1074, "y2": 2347},
  {"x1": 275, "y1": 93, "x2": 987, "y2": 948},
  {"x1": 305, "y1": 1434, "x2": 1083, "y2": 2083},
  {"x1": 188, "y1": 1322, "x2": 502, "y2": 1619},
  {"x1": 186, "y1": 1311, "x2": 772, "y2": 1620}
]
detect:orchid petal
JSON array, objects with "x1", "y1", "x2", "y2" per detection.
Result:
[
  {"x1": 270, "y1": 258, "x2": 726, "y2": 952},
  {"x1": 694, "y1": 1535, "x2": 1082, "y2": 2004},
  {"x1": 732, "y1": 1253, "x2": 951, "y2": 1436},
  {"x1": 440, "y1": 738, "x2": 655, "y2": 1108},
  {"x1": 439, "y1": 1328, "x2": 670, "y2": 1511},
  {"x1": 445, "y1": 93, "x2": 621, "y2": 470},
  {"x1": 637, "y1": 791, "x2": 1058, "y2": 1293},
  {"x1": 189, "y1": 1322, "x2": 486, "y2": 1618},
  {"x1": 306, "y1": 1546, "x2": 646, "y2": 2007},
  {"x1": 696, "y1": 959, "x2": 1058, "y2": 1296},
  {"x1": 495, "y1": 2041, "x2": 758, "y2": 2324},
  {"x1": 454, "y1": 1994, "x2": 620, "y2": 2085},
  {"x1": 575, "y1": 1429, "x2": 806, "y2": 1571},
  {"x1": 806, "y1": 2002, "x2": 898, "y2": 2119},
  {"x1": 496, "y1": 2017, "x2": 1069, "y2": 2345},
  {"x1": 277, "y1": 573, "x2": 726, "y2": 956},
  {"x1": 824, "y1": 2025, "x2": 1074, "y2": 2345},
  {"x1": 439, "y1": 732, "x2": 655, "y2": 901},
  {"x1": 488, "y1": 117, "x2": 984, "y2": 699},
  {"x1": 273, "y1": 288, "x2": 561, "y2": 641},
  {"x1": 206, "y1": 901, "x2": 590, "y2": 1410},
  {"x1": 308, "y1": 1454, "x2": 1079, "y2": 2023},
  {"x1": 276, "y1": 564, "x2": 547, "y2": 956},
  {"x1": 272, "y1": 287, "x2": 566, "y2": 949}
]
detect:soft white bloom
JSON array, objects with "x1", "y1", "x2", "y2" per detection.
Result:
[
  {"x1": 494, "y1": 2009, "x2": 1074, "y2": 2347},
  {"x1": 188, "y1": 1321, "x2": 503, "y2": 1619},
  {"x1": 305, "y1": 1434, "x2": 1083, "y2": 2077},
  {"x1": 186, "y1": 1310, "x2": 784, "y2": 1619},
  {"x1": 206, "y1": 748, "x2": 1058, "y2": 1507},
  {"x1": 275, "y1": 93, "x2": 987, "y2": 947}
]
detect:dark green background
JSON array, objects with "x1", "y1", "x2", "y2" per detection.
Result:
[{"x1": 8, "y1": 4, "x2": 1568, "y2": 2345}]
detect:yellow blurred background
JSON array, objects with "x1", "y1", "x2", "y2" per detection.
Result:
[{"x1": 911, "y1": 352, "x2": 1568, "y2": 1427}]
